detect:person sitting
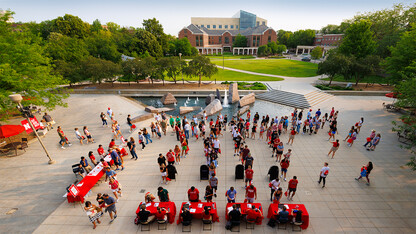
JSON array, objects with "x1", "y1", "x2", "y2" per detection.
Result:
[
  {"x1": 137, "y1": 204, "x2": 155, "y2": 224},
  {"x1": 202, "y1": 206, "x2": 212, "y2": 223},
  {"x1": 145, "y1": 192, "x2": 155, "y2": 203},
  {"x1": 154, "y1": 207, "x2": 168, "y2": 223},
  {"x1": 278, "y1": 206, "x2": 289, "y2": 223},
  {"x1": 226, "y1": 204, "x2": 241, "y2": 230},
  {"x1": 181, "y1": 207, "x2": 193, "y2": 226},
  {"x1": 77, "y1": 164, "x2": 86, "y2": 178},
  {"x1": 246, "y1": 205, "x2": 263, "y2": 224}
]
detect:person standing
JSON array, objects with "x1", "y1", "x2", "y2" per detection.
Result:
[
  {"x1": 83, "y1": 126, "x2": 95, "y2": 144},
  {"x1": 245, "y1": 165, "x2": 254, "y2": 188},
  {"x1": 318, "y1": 162, "x2": 330, "y2": 188},
  {"x1": 327, "y1": 139, "x2": 340, "y2": 159},
  {"x1": 74, "y1": 128, "x2": 85, "y2": 145},
  {"x1": 107, "y1": 108, "x2": 113, "y2": 121},
  {"x1": 100, "y1": 112, "x2": 108, "y2": 127},
  {"x1": 127, "y1": 137, "x2": 138, "y2": 160},
  {"x1": 169, "y1": 115, "x2": 175, "y2": 132},
  {"x1": 138, "y1": 132, "x2": 146, "y2": 150},
  {"x1": 287, "y1": 128, "x2": 296, "y2": 145},
  {"x1": 272, "y1": 187, "x2": 283, "y2": 204},
  {"x1": 280, "y1": 157, "x2": 290, "y2": 181},
  {"x1": 245, "y1": 184, "x2": 257, "y2": 203},
  {"x1": 103, "y1": 194, "x2": 117, "y2": 222},
  {"x1": 226, "y1": 187, "x2": 237, "y2": 203},
  {"x1": 166, "y1": 149, "x2": 175, "y2": 166},
  {"x1": 157, "y1": 186, "x2": 170, "y2": 202},
  {"x1": 356, "y1": 117, "x2": 364, "y2": 133},
  {"x1": 204, "y1": 186, "x2": 214, "y2": 202},
  {"x1": 84, "y1": 201, "x2": 102, "y2": 229},
  {"x1": 142, "y1": 128, "x2": 152, "y2": 144},
  {"x1": 287, "y1": 176, "x2": 298, "y2": 201},
  {"x1": 364, "y1": 130, "x2": 376, "y2": 148},
  {"x1": 57, "y1": 126, "x2": 71, "y2": 149},
  {"x1": 109, "y1": 177, "x2": 122, "y2": 201},
  {"x1": 187, "y1": 186, "x2": 200, "y2": 202},
  {"x1": 269, "y1": 178, "x2": 280, "y2": 202},
  {"x1": 174, "y1": 145, "x2": 181, "y2": 164},
  {"x1": 209, "y1": 173, "x2": 218, "y2": 197},
  {"x1": 127, "y1": 114, "x2": 133, "y2": 133}
]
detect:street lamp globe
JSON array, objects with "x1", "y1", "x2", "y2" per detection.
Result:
[{"x1": 9, "y1": 94, "x2": 23, "y2": 104}]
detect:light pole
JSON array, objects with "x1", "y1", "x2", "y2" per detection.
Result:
[
  {"x1": 9, "y1": 94, "x2": 56, "y2": 164},
  {"x1": 222, "y1": 48, "x2": 224, "y2": 70},
  {"x1": 179, "y1": 53, "x2": 184, "y2": 85}
]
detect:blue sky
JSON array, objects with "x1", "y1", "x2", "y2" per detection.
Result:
[{"x1": 1, "y1": 0, "x2": 412, "y2": 35}]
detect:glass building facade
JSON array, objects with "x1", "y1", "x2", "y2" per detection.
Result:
[{"x1": 239, "y1": 10, "x2": 256, "y2": 30}]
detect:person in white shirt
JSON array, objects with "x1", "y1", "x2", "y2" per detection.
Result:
[
  {"x1": 318, "y1": 162, "x2": 330, "y2": 188},
  {"x1": 74, "y1": 128, "x2": 84, "y2": 145},
  {"x1": 213, "y1": 137, "x2": 220, "y2": 153},
  {"x1": 107, "y1": 108, "x2": 113, "y2": 120},
  {"x1": 270, "y1": 178, "x2": 281, "y2": 201},
  {"x1": 184, "y1": 122, "x2": 191, "y2": 139}
]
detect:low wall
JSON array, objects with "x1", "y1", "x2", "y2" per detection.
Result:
[
  {"x1": 324, "y1": 90, "x2": 390, "y2": 96},
  {"x1": 70, "y1": 89, "x2": 267, "y2": 97}
]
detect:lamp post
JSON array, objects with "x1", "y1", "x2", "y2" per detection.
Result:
[
  {"x1": 179, "y1": 53, "x2": 184, "y2": 85},
  {"x1": 222, "y1": 48, "x2": 225, "y2": 70},
  {"x1": 9, "y1": 94, "x2": 56, "y2": 164}
]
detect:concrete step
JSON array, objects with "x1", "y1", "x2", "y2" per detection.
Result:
[
  {"x1": 305, "y1": 90, "x2": 334, "y2": 107},
  {"x1": 257, "y1": 90, "x2": 311, "y2": 109}
]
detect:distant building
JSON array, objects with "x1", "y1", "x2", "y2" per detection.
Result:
[
  {"x1": 179, "y1": 10, "x2": 276, "y2": 55},
  {"x1": 296, "y1": 33, "x2": 344, "y2": 56}
]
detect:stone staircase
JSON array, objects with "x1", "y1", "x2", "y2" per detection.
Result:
[
  {"x1": 304, "y1": 90, "x2": 334, "y2": 107},
  {"x1": 256, "y1": 90, "x2": 310, "y2": 109}
]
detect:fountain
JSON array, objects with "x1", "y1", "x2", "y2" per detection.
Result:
[
  {"x1": 194, "y1": 99, "x2": 198, "y2": 104},
  {"x1": 174, "y1": 102, "x2": 177, "y2": 106},
  {"x1": 187, "y1": 97, "x2": 190, "y2": 101},
  {"x1": 196, "y1": 97, "x2": 199, "y2": 101},
  {"x1": 223, "y1": 89, "x2": 230, "y2": 107},
  {"x1": 184, "y1": 103, "x2": 187, "y2": 107}
]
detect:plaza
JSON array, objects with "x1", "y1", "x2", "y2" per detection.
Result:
[{"x1": 0, "y1": 89, "x2": 414, "y2": 233}]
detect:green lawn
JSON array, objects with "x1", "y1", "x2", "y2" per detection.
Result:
[
  {"x1": 205, "y1": 55, "x2": 255, "y2": 60},
  {"x1": 321, "y1": 75, "x2": 391, "y2": 84},
  {"x1": 211, "y1": 59, "x2": 318, "y2": 77},
  {"x1": 166, "y1": 69, "x2": 284, "y2": 82}
]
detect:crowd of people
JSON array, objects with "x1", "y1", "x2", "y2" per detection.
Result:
[{"x1": 61, "y1": 102, "x2": 382, "y2": 229}]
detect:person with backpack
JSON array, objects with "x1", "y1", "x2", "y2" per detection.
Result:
[
  {"x1": 355, "y1": 162, "x2": 373, "y2": 185},
  {"x1": 318, "y1": 162, "x2": 330, "y2": 188},
  {"x1": 327, "y1": 139, "x2": 340, "y2": 159}
]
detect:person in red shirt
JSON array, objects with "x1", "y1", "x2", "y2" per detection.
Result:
[
  {"x1": 154, "y1": 207, "x2": 168, "y2": 222},
  {"x1": 88, "y1": 151, "x2": 97, "y2": 166},
  {"x1": 245, "y1": 165, "x2": 254, "y2": 187},
  {"x1": 100, "y1": 158, "x2": 109, "y2": 168},
  {"x1": 187, "y1": 186, "x2": 199, "y2": 202},
  {"x1": 108, "y1": 139, "x2": 116, "y2": 149},
  {"x1": 202, "y1": 206, "x2": 212, "y2": 222},
  {"x1": 327, "y1": 139, "x2": 340, "y2": 159},
  {"x1": 97, "y1": 144, "x2": 105, "y2": 157},
  {"x1": 166, "y1": 149, "x2": 175, "y2": 165},
  {"x1": 287, "y1": 128, "x2": 296, "y2": 145},
  {"x1": 288, "y1": 176, "x2": 298, "y2": 201},
  {"x1": 245, "y1": 205, "x2": 263, "y2": 223},
  {"x1": 245, "y1": 184, "x2": 257, "y2": 203},
  {"x1": 280, "y1": 157, "x2": 290, "y2": 181}
]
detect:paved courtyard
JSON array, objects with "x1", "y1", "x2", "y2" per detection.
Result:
[{"x1": 0, "y1": 94, "x2": 415, "y2": 234}]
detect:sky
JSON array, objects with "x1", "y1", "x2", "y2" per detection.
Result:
[{"x1": 1, "y1": 0, "x2": 413, "y2": 35}]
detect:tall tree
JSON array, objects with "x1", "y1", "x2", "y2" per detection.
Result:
[
  {"x1": 86, "y1": 30, "x2": 121, "y2": 63},
  {"x1": 159, "y1": 57, "x2": 181, "y2": 84},
  {"x1": 267, "y1": 42, "x2": 278, "y2": 54},
  {"x1": 0, "y1": 12, "x2": 68, "y2": 118},
  {"x1": 169, "y1": 37, "x2": 197, "y2": 56},
  {"x1": 339, "y1": 20, "x2": 376, "y2": 59},
  {"x1": 287, "y1": 29, "x2": 316, "y2": 48},
  {"x1": 276, "y1": 30, "x2": 293, "y2": 47},
  {"x1": 317, "y1": 52, "x2": 340, "y2": 85},
  {"x1": 52, "y1": 14, "x2": 90, "y2": 38},
  {"x1": 276, "y1": 44, "x2": 287, "y2": 55},
  {"x1": 310, "y1": 47, "x2": 323, "y2": 60},
  {"x1": 132, "y1": 29, "x2": 163, "y2": 57},
  {"x1": 384, "y1": 23, "x2": 416, "y2": 83},
  {"x1": 183, "y1": 56, "x2": 218, "y2": 87},
  {"x1": 233, "y1": 34, "x2": 247, "y2": 47},
  {"x1": 91, "y1": 19, "x2": 102, "y2": 32},
  {"x1": 80, "y1": 56, "x2": 121, "y2": 85},
  {"x1": 142, "y1": 18, "x2": 169, "y2": 56}
]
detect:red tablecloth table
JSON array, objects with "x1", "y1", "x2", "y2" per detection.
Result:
[
  {"x1": 136, "y1": 202, "x2": 176, "y2": 224},
  {"x1": 176, "y1": 202, "x2": 219, "y2": 224},
  {"x1": 267, "y1": 203, "x2": 309, "y2": 229},
  {"x1": 225, "y1": 203, "x2": 264, "y2": 225}
]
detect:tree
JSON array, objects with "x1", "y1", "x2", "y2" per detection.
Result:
[
  {"x1": 106, "y1": 22, "x2": 121, "y2": 33},
  {"x1": 267, "y1": 42, "x2": 278, "y2": 54},
  {"x1": 85, "y1": 30, "x2": 121, "y2": 63},
  {"x1": 384, "y1": 23, "x2": 416, "y2": 83},
  {"x1": 132, "y1": 29, "x2": 163, "y2": 57},
  {"x1": 159, "y1": 57, "x2": 181, "y2": 84},
  {"x1": 52, "y1": 14, "x2": 90, "y2": 38},
  {"x1": 142, "y1": 56, "x2": 164, "y2": 84},
  {"x1": 183, "y1": 56, "x2": 218, "y2": 87},
  {"x1": 0, "y1": 12, "x2": 68, "y2": 118},
  {"x1": 169, "y1": 37, "x2": 197, "y2": 56},
  {"x1": 287, "y1": 29, "x2": 315, "y2": 48},
  {"x1": 91, "y1": 19, "x2": 102, "y2": 32},
  {"x1": 339, "y1": 20, "x2": 376, "y2": 59},
  {"x1": 276, "y1": 44, "x2": 287, "y2": 55},
  {"x1": 80, "y1": 56, "x2": 121, "y2": 85},
  {"x1": 45, "y1": 32, "x2": 89, "y2": 63},
  {"x1": 350, "y1": 55, "x2": 381, "y2": 85},
  {"x1": 257, "y1": 45, "x2": 270, "y2": 57},
  {"x1": 233, "y1": 34, "x2": 247, "y2": 47},
  {"x1": 317, "y1": 52, "x2": 340, "y2": 85},
  {"x1": 310, "y1": 47, "x2": 323, "y2": 60},
  {"x1": 143, "y1": 18, "x2": 170, "y2": 56},
  {"x1": 276, "y1": 30, "x2": 293, "y2": 47}
]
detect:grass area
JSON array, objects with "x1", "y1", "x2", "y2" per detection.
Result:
[
  {"x1": 205, "y1": 55, "x2": 254, "y2": 60},
  {"x1": 315, "y1": 84, "x2": 353, "y2": 91},
  {"x1": 321, "y1": 75, "x2": 391, "y2": 84},
  {"x1": 211, "y1": 59, "x2": 318, "y2": 77},
  {"x1": 175, "y1": 69, "x2": 284, "y2": 82},
  {"x1": 221, "y1": 81, "x2": 267, "y2": 90}
]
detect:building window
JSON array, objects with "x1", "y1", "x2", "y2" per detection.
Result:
[
  {"x1": 232, "y1": 37, "x2": 235, "y2": 42},
  {"x1": 213, "y1": 25, "x2": 216, "y2": 29},
  {"x1": 269, "y1": 30, "x2": 271, "y2": 34},
  {"x1": 262, "y1": 21, "x2": 266, "y2": 25},
  {"x1": 268, "y1": 36, "x2": 271, "y2": 43},
  {"x1": 200, "y1": 36, "x2": 203, "y2": 45},
  {"x1": 231, "y1": 25, "x2": 234, "y2": 29},
  {"x1": 219, "y1": 37, "x2": 222, "y2": 43},
  {"x1": 207, "y1": 25, "x2": 210, "y2": 28},
  {"x1": 257, "y1": 21, "x2": 259, "y2": 26},
  {"x1": 252, "y1": 36, "x2": 260, "y2": 47},
  {"x1": 184, "y1": 30, "x2": 187, "y2": 34},
  {"x1": 196, "y1": 36, "x2": 199, "y2": 46},
  {"x1": 201, "y1": 24, "x2": 204, "y2": 27},
  {"x1": 219, "y1": 25, "x2": 222, "y2": 29},
  {"x1": 236, "y1": 25, "x2": 238, "y2": 29},
  {"x1": 225, "y1": 25, "x2": 228, "y2": 29},
  {"x1": 225, "y1": 37, "x2": 229, "y2": 44}
]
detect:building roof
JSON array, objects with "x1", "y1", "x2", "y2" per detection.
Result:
[{"x1": 183, "y1": 24, "x2": 273, "y2": 36}]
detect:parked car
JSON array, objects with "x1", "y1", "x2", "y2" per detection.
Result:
[{"x1": 301, "y1": 57, "x2": 311, "y2": 62}]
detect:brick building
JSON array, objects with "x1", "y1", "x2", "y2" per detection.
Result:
[
  {"x1": 296, "y1": 33, "x2": 344, "y2": 56},
  {"x1": 178, "y1": 11, "x2": 276, "y2": 55}
]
